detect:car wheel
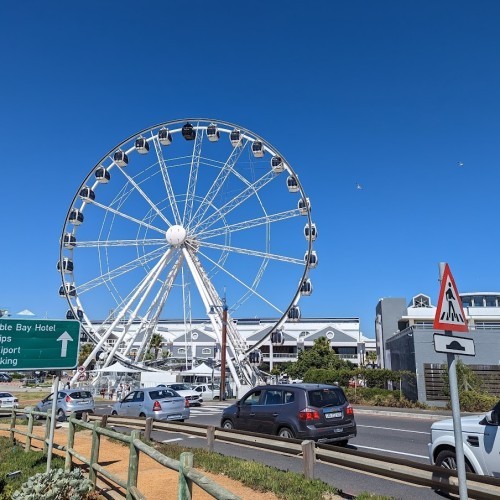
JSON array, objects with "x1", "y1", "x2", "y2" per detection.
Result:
[
  {"x1": 139, "y1": 413, "x2": 146, "y2": 418},
  {"x1": 435, "y1": 449, "x2": 474, "y2": 473},
  {"x1": 57, "y1": 409, "x2": 66, "y2": 422},
  {"x1": 221, "y1": 419, "x2": 234, "y2": 429},
  {"x1": 278, "y1": 427, "x2": 295, "y2": 439},
  {"x1": 111, "y1": 411, "x2": 118, "y2": 416},
  {"x1": 336, "y1": 439, "x2": 349, "y2": 447}
]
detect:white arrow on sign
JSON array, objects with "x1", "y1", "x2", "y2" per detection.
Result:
[{"x1": 57, "y1": 331, "x2": 73, "y2": 358}]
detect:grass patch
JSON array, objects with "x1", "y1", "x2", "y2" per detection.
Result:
[
  {"x1": 155, "y1": 441, "x2": 389, "y2": 500},
  {"x1": 0, "y1": 436, "x2": 65, "y2": 499}
]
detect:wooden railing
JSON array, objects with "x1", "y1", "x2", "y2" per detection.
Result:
[{"x1": 1, "y1": 408, "x2": 240, "y2": 500}]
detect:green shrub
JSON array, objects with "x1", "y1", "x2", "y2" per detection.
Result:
[
  {"x1": 11, "y1": 468, "x2": 94, "y2": 500},
  {"x1": 451, "y1": 391, "x2": 498, "y2": 412}
]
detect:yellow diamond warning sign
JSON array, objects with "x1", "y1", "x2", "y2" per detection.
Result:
[{"x1": 433, "y1": 263, "x2": 468, "y2": 332}]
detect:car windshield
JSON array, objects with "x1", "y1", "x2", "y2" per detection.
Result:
[
  {"x1": 149, "y1": 389, "x2": 177, "y2": 399},
  {"x1": 308, "y1": 389, "x2": 345, "y2": 408},
  {"x1": 169, "y1": 384, "x2": 190, "y2": 390},
  {"x1": 68, "y1": 391, "x2": 92, "y2": 399}
]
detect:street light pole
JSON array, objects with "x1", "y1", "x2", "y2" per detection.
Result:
[{"x1": 220, "y1": 298, "x2": 228, "y2": 401}]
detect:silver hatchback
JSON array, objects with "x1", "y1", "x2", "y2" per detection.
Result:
[
  {"x1": 35, "y1": 389, "x2": 95, "y2": 421},
  {"x1": 111, "y1": 387, "x2": 190, "y2": 421}
]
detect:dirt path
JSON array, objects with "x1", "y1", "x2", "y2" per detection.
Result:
[{"x1": 0, "y1": 426, "x2": 278, "y2": 499}]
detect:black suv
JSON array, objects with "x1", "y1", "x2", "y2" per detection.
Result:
[{"x1": 220, "y1": 383, "x2": 356, "y2": 445}]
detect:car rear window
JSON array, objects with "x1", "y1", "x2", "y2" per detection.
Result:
[
  {"x1": 149, "y1": 389, "x2": 177, "y2": 399},
  {"x1": 307, "y1": 388, "x2": 346, "y2": 408},
  {"x1": 69, "y1": 391, "x2": 92, "y2": 399}
]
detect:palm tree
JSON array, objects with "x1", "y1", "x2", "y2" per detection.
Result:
[{"x1": 148, "y1": 334, "x2": 164, "y2": 359}]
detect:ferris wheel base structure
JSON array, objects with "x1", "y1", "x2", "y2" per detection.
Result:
[{"x1": 59, "y1": 119, "x2": 317, "y2": 391}]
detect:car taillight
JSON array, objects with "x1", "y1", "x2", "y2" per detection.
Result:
[
  {"x1": 346, "y1": 404, "x2": 354, "y2": 416},
  {"x1": 65, "y1": 395, "x2": 72, "y2": 403},
  {"x1": 298, "y1": 407, "x2": 320, "y2": 421},
  {"x1": 185, "y1": 398, "x2": 190, "y2": 408},
  {"x1": 153, "y1": 400, "x2": 162, "y2": 411}
]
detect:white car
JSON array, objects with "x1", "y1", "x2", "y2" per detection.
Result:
[
  {"x1": 158, "y1": 383, "x2": 201, "y2": 406},
  {"x1": 192, "y1": 383, "x2": 221, "y2": 402},
  {"x1": 429, "y1": 401, "x2": 500, "y2": 476},
  {"x1": 0, "y1": 391, "x2": 19, "y2": 408}
]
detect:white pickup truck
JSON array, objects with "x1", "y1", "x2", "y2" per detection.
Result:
[{"x1": 428, "y1": 401, "x2": 500, "y2": 476}]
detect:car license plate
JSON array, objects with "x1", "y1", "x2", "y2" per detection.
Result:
[
  {"x1": 325, "y1": 412, "x2": 342, "y2": 419},
  {"x1": 168, "y1": 414, "x2": 182, "y2": 420}
]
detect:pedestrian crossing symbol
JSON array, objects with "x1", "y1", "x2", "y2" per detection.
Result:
[{"x1": 433, "y1": 263, "x2": 469, "y2": 332}]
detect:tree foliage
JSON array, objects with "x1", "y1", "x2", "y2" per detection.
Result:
[{"x1": 284, "y1": 337, "x2": 354, "y2": 379}]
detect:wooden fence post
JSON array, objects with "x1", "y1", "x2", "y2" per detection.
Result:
[
  {"x1": 65, "y1": 417, "x2": 76, "y2": 472},
  {"x1": 9, "y1": 409, "x2": 17, "y2": 446},
  {"x1": 100, "y1": 414, "x2": 108, "y2": 427},
  {"x1": 25, "y1": 411, "x2": 34, "y2": 452},
  {"x1": 302, "y1": 440, "x2": 316, "y2": 479},
  {"x1": 89, "y1": 421, "x2": 101, "y2": 487},
  {"x1": 206, "y1": 426, "x2": 215, "y2": 452},
  {"x1": 43, "y1": 411, "x2": 51, "y2": 454},
  {"x1": 144, "y1": 418, "x2": 153, "y2": 442},
  {"x1": 127, "y1": 430, "x2": 141, "y2": 500},
  {"x1": 178, "y1": 452, "x2": 193, "y2": 500}
]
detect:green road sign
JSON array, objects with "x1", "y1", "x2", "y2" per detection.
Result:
[{"x1": 0, "y1": 318, "x2": 80, "y2": 370}]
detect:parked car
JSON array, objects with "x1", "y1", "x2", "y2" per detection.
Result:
[
  {"x1": 0, "y1": 373, "x2": 13, "y2": 383},
  {"x1": 158, "y1": 383, "x2": 202, "y2": 406},
  {"x1": 0, "y1": 392, "x2": 18, "y2": 408},
  {"x1": 111, "y1": 387, "x2": 189, "y2": 421},
  {"x1": 192, "y1": 383, "x2": 221, "y2": 402},
  {"x1": 220, "y1": 383, "x2": 357, "y2": 445},
  {"x1": 429, "y1": 400, "x2": 500, "y2": 475},
  {"x1": 35, "y1": 389, "x2": 94, "y2": 421}
]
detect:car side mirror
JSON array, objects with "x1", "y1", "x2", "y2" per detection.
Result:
[{"x1": 485, "y1": 409, "x2": 499, "y2": 426}]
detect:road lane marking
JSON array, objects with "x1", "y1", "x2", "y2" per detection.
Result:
[
  {"x1": 354, "y1": 444, "x2": 428, "y2": 459},
  {"x1": 357, "y1": 424, "x2": 429, "y2": 434},
  {"x1": 162, "y1": 438, "x2": 183, "y2": 443}
]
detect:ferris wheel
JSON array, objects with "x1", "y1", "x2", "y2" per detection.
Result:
[{"x1": 59, "y1": 119, "x2": 317, "y2": 390}]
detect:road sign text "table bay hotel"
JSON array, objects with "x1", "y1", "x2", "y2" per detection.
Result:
[{"x1": 0, "y1": 319, "x2": 80, "y2": 370}]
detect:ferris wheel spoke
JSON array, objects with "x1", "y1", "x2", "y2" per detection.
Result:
[
  {"x1": 196, "y1": 209, "x2": 301, "y2": 240},
  {"x1": 103, "y1": 249, "x2": 178, "y2": 363},
  {"x1": 133, "y1": 254, "x2": 184, "y2": 361},
  {"x1": 188, "y1": 139, "x2": 248, "y2": 231},
  {"x1": 196, "y1": 247, "x2": 282, "y2": 314},
  {"x1": 182, "y1": 123, "x2": 204, "y2": 226},
  {"x1": 193, "y1": 170, "x2": 276, "y2": 235},
  {"x1": 197, "y1": 240, "x2": 304, "y2": 265},
  {"x1": 111, "y1": 165, "x2": 173, "y2": 227},
  {"x1": 75, "y1": 238, "x2": 166, "y2": 248},
  {"x1": 76, "y1": 245, "x2": 168, "y2": 294},
  {"x1": 151, "y1": 134, "x2": 182, "y2": 225},
  {"x1": 91, "y1": 200, "x2": 166, "y2": 235}
]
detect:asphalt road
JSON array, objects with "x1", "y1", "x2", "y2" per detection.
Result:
[{"x1": 95, "y1": 401, "x2": 452, "y2": 499}]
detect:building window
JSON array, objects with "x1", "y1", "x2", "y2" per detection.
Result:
[
  {"x1": 201, "y1": 348, "x2": 211, "y2": 355},
  {"x1": 485, "y1": 295, "x2": 496, "y2": 307},
  {"x1": 178, "y1": 348, "x2": 186, "y2": 354},
  {"x1": 461, "y1": 296, "x2": 472, "y2": 307},
  {"x1": 472, "y1": 296, "x2": 485, "y2": 307}
]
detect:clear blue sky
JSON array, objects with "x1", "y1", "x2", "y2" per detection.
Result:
[{"x1": 1, "y1": 1, "x2": 500, "y2": 338}]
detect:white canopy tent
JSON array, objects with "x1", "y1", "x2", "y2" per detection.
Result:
[
  {"x1": 181, "y1": 362, "x2": 220, "y2": 377},
  {"x1": 93, "y1": 361, "x2": 141, "y2": 373}
]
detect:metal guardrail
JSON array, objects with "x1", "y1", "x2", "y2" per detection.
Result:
[{"x1": 86, "y1": 414, "x2": 500, "y2": 500}]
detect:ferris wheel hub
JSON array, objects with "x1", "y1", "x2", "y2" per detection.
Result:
[{"x1": 166, "y1": 225, "x2": 187, "y2": 246}]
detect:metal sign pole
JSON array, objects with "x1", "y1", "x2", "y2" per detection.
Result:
[
  {"x1": 46, "y1": 370, "x2": 61, "y2": 472},
  {"x1": 438, "y1": 263, "x2": 468, "y2": 500}
]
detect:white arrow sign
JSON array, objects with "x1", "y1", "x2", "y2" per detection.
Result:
[{"x1": 57, "y1": 331, "x2": 73, "y2": 358}]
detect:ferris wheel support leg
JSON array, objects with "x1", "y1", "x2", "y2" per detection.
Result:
[
  {"x1": 105, "y1": 249, "x2": 174, "y2": 364},
  {"x1": 182, "y1": 247, "x2": 241, "y2": 392}
]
